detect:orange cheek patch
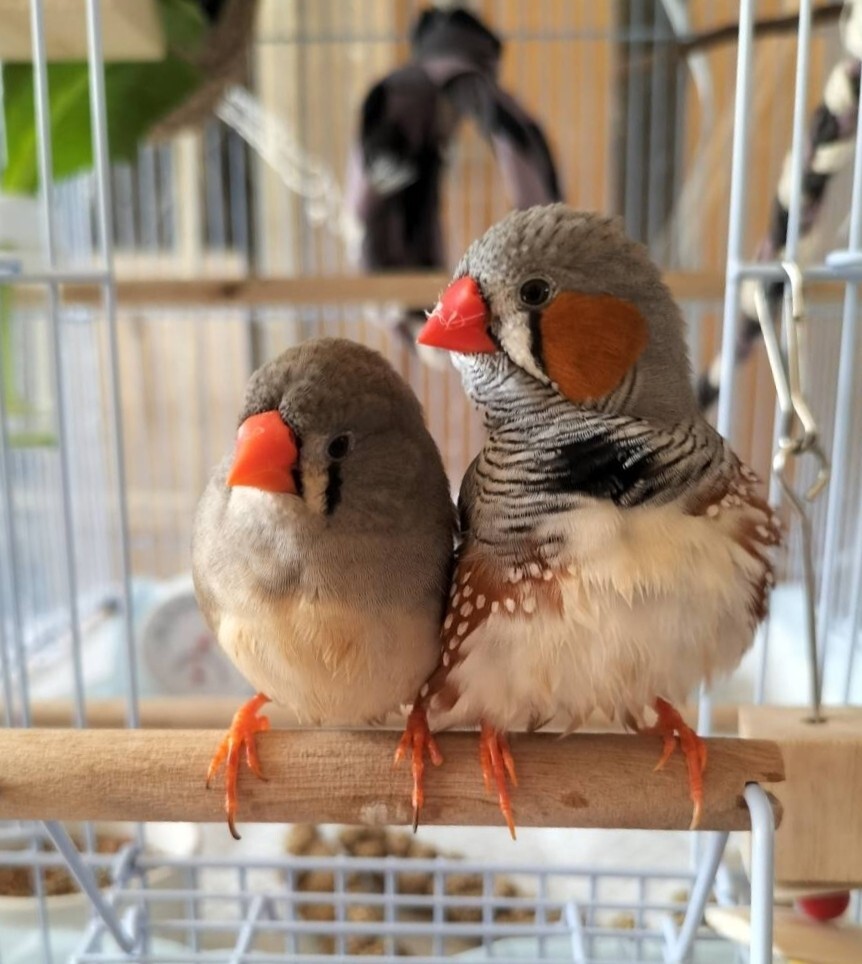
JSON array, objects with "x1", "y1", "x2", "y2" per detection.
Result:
[{"x1": 539, "y1": 291, "x2": 649, "y2": 403}]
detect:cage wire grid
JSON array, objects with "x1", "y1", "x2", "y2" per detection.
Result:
[{"x1": 0, "y1": 0, "x2": 862, "y2": 962}]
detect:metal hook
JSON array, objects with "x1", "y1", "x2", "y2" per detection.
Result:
[
  {"x1": 752, "y1": 272, "x2": 829, "y2": 722},
  {"x1": 779, "y1": 261, "x2": 831, "y2": 500}
]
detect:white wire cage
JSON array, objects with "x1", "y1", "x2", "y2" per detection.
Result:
[{"x1": 1, "y1": 1, "x2": 862, "y2": 962}]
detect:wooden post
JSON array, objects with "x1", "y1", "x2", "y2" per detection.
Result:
[{"x1": 739, "y1": 705, "x2": 862, "y2": 888}]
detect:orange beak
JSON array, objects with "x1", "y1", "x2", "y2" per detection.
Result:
[
  {"x1": 227, "y1": 411, "x2": 298, "y2": 494},
  {"x1": 417, "y1": 276, "x2": 496, "y2": 354}
]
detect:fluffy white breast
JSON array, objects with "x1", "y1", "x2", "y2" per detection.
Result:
[{"x1": 431, "y1": 495, "x2": 774, "y2": 732}]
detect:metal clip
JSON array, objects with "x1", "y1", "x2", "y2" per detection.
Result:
[
  {"x1": 752, "y1": 265, "x2": 830, "y2": 722},
  {"x1": 777, "y1": 262, "x2": 830, "y2": 500}
]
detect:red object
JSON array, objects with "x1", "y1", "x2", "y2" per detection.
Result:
[
  {"x1": 644, "y1": 697, "x2": 708, "y2": 830},
  {"x1": 479, "y1": 720, "x2": 518, "y2": 840},
  {"x1": 394, "y1": 704, "x2": 443, "y2": 831},
  {"x1": 227, "y1": 411, "x2": 298, "y2": 493},
  {"x1": 417, "y1": 276, "x2": 497, "y2": 353},
  {"x1": 795, "y1": 891, "x2": 851, "y2": 921},
  {"x1": 206, "y1": 692, "x2": 272, "y2": 839}
]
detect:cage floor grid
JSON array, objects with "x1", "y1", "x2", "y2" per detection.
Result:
[{"x1": 1, "y1": 829, "x2": 739, "y2": 964}]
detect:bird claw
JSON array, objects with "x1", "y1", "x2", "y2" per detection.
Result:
[
  {"x1": 479, "y1": 722, "x2": 518, "y2": 840},
  {"x1": 647, "y1": 698, "x2": 708, "y2": 830},
  {"x1": 206, "y1": 693, "x2": 271, "y2": 840},
  {"x1": 394, "y1": 704, "x2": 442, "y2": 832}
]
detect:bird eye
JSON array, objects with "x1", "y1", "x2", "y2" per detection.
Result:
[
  {"x1": 326, "y1": 433, "x2": 353, "y2": 461},
  {"x1": 518, "y1": 278, "x2": 552, "y2": 308}
]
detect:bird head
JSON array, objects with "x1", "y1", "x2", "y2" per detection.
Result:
[
  {"x1": 418, "y1": 204, "x2": 697, "y2": 425},
  {"x1": 226, "y1": 338, "x2": 447, "y2": 531}
]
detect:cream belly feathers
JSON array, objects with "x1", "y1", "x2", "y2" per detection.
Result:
[
  {"x1": 428, "y1": 487, "x2": 778, "y2": 734},
  {"x1": 216, "y1": 591, "x2": 440, "y2": 726}
]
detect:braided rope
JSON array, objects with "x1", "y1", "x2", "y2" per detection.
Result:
[
  {"x1": 149, "y1": 0, "x2": 259, "y2": 140},
  {"x1": 697, "y1": 2, "x2": 862, "y2": 411}
]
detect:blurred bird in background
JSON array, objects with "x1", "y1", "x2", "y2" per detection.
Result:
[{"x1": 346, "y1": 5, "x2": 562, "y2": 354}]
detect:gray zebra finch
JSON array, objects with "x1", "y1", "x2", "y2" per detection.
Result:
[
  {"x1": 193, "y1": 338, "x2": 455, "y2": 839},
  {"x1": 396, "y1": 205, "x2": 781, "y2": 837}
]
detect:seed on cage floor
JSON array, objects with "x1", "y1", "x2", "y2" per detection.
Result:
[
  {"x1": 347, "y1": 936, "x2": 409, "y2": 956},
  {"x1": 347, "y1": 902, "x2": 385, "y2": 923},
  {"x1": 444, "y1": 873, "x2": 485, "y2": 923},
  {"x1": 396, "y1": 869, "x2": 434, "y2": 898},
  {"x1": 384, "y1": 830, "x2": 415, "y2": 858},
  {"x1": 297, "y1": 868, "x2": 336, "y2": 897},
  {"x1": 395, "y1": 838, "x2": 437, "y2": 899},
  {"x1": 285, "y1": 823, "x2": 325, "y2": 855},
  {"x1": 492, "y1": 879, "x2": 537, "y2": 924},
  {"x1": 298, "y1": 896, "x2": 336, "y2": 921},
  {"x1": 345, "y1": 902, "x2": 390, "y2": 955},
  {"x1": 338, "y1": 825, "x2": 390, "y2": 858},
  {"x1": 285, "y1": 824, "x2": 337, "y2": 896},
  {"x1": 346, "y1": 869, "x2": 385, "y2": 896}
]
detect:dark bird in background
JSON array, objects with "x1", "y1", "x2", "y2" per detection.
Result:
[{"x1": 346, "y1": 5, "x2": 563, "y2": 349}]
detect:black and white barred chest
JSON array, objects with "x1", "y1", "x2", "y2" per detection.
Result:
[{"x1": 464, "y1": 412, "x2": 730, "y2": 555}]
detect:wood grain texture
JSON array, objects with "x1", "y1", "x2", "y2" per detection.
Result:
[
  {"x1": 51, "y1": 274, "x2": 847, "y2": 310},
  {"x1": 0, "y1": 729, "x2": 782, "y2": 830},
  {"x1": 60, "y1": 274, "x2": 452, "y2": 311},
  {"x1": 706, "y1": 906, "x2": 862, "y2": 963},
  {"x1": 739, "y1": 706, "x2": 862, "y2": 887},
  {"x1": 0, "y1": 0, "x2": 165, "y2": 61}
]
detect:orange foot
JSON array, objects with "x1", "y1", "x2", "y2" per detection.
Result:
[
  {"x1": 647, "y1": 698, "x2": 708, "y2": 830},
  {"x1": 394, "y1": 704, "x2": 443, "y2": 831},
  {"x1": 206, "y1": 693, "x2": 271, "y2": 839},
  {"x1": 479, "y1": 721, "x2": 518, "y2": 840}
]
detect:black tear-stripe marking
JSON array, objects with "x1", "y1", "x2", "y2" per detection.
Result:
[
  {"x1": 292, "y1": 468, "x2": 304, "y2": 499},
  {"x1": 528, "y1": 308, "x2": 544, "y2": 372},
  {"x1": 324, "y1": 463, "x2": 342, "y2": 515}
]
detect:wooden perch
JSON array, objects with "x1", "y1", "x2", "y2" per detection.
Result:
[
  {"x1": 49, "y1": 273, "x2": 848, "y2": 311},
  {"x1": 0, "y1": 729, "x2": 782, "y2": 831}
]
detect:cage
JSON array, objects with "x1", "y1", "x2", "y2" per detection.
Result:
[{"x1": 1, "y1": 1, "x2": 861, "y2": 963}]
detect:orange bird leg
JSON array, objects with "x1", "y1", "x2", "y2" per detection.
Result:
[
  {"x1": 206, "y1": 693, "x2": 271, "y2": 840},
  {"x1": 394, "y1": 703, "x2": 443, "y2": 832},
  {"x1": 479, "y1": 721, "x2": 518, "y2": 840},
  {"x1": 645, "y1": 698, "x2": 708, "y2": 830}
]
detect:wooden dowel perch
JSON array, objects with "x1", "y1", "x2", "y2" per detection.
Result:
[
  {"x1": 46, "y1": 273, "x2": 848, "y2": 311},
  {"x1": 0, "y1": 729, "x2": 783, "y2": 831}
]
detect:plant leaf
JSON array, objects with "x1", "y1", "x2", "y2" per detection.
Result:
[{"x1": 1, "y1": 0, "x2": 209, "y2": 194}]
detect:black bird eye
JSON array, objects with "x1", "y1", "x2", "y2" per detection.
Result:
[
  {"x1": 518, "y1": 278, "x2": 552, "y2": 308},
  {"x1": 326, "y1": 433, "x2": 353, "y2": 461}
]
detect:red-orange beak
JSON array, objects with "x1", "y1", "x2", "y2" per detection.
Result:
[
  {"x1": 227, "y1": 411, "x2": 298, "y2": 494},
  {"x1": 417, "y1": 276, "x2": 496, "y2": 354}
]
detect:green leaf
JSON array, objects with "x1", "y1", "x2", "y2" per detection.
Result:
[{"x1": 1, "y1": 0, "x2": 209, "y2": 194}]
